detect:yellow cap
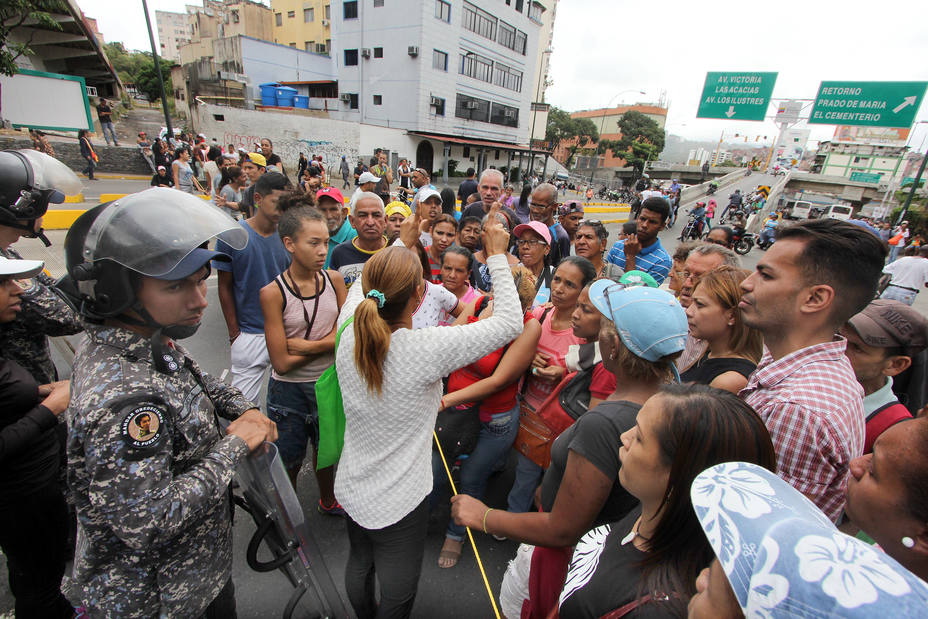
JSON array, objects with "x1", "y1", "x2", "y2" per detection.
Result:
[
  {"x1": 385, "y1": 201, "x2": 411, "y2": 218},
  {"x1": 247, "y1": 152, "x2": 267, "y2": 167}
]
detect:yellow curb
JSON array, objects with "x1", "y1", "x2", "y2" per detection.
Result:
[
  {"x1": 99, "y1": 193, "x2": 210, "y2": 202},
  {"x1": 585, "y1": 206, "x2": 631, "y2": 214},
  {"x1": 44, "y1": 210, "x2": 86, "y2": 229},
  {"x1": 64, "y1": 194, "x2": 84, "y2": 203},
  {"x1": 599, "y1": 217, "x2": 631, "y2": 224}
]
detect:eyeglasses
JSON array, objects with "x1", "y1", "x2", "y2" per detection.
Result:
[
  {"x1": 516, "y1": 239, "x2": 548, "y2": 248},
  {"x1": 529, "y1": 201, "x2": 553, "y2": 210}
]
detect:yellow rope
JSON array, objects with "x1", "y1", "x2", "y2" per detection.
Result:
[{"x1": 433, "y1": 431, "x2": 502, "y2": 619}]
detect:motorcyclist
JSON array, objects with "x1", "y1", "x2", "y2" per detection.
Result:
[
  {"x1": 759, "y1": 212, "x2": 779, "y2": 247},
  {"x1": 719, "y1": 189, "x2": 742, "y2": 221}
]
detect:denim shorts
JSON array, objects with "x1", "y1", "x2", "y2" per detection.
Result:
[{"x1": 266, "y1": 378, "x2": 320, "y2": 469}]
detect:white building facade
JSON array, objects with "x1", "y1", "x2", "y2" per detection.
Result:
[
  {"x1": 329, "y1": 0, "x2": 544, "y2": 177},
  {"x1": 156, "y1": 10, "x2": 190, "y2": 62}
]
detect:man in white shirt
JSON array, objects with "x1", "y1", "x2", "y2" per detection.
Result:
[{"x1": 881, "y1": 246, "x2": 928, "y2": 305}]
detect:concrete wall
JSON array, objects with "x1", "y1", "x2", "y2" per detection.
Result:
[
  {"x1": 193, "y1": 102, "x2": 359, "y2": 171},
  {"x1": 240, "y1": 36, "x2": 337, "y2": 101}
]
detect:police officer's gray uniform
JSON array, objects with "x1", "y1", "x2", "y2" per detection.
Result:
[
  {"x1": 57, "y1": 188, "x2": 254, "y2": 617},
  {"x1": 68, "y1": 325, "x2": 253, "y2": 617}
]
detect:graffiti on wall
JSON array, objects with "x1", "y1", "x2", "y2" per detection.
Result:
[{"x1": 197, "y1": 103, "x2": 359, "y2": 172}]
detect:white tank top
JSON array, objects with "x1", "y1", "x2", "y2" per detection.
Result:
[{"x1": 271, "y1": 270, "x2": 338, "y2": 383}]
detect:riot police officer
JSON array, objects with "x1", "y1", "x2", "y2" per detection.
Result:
[
  {"x1": 0, "y1": 149, "x2": 84, "y2": 384},
  {"x1": 57, "y1": 188, "x2": 277, "y2": 618}
]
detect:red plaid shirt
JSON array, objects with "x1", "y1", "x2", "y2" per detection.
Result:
[{"x1": 740, "y1": 338, "x2": 864, "y2": 523}]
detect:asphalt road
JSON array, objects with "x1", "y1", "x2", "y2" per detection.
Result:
[{"x1": 4, "y1": 174, "x2": 925, "y2": 618}]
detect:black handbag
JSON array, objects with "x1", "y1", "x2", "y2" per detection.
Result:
[{"x1": 434, "y1": 401, "x2": 483, "y2": 462}]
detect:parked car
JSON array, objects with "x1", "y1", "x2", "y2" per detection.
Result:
[{"x1": 822, "y1": 204, "x2": 853, "y2": 221}]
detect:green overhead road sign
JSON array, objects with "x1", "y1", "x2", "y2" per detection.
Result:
[
  {"x1": 809, "y1": 81, "x2": 928, "y2": 128},
  {"x1": 696, "y1": 72, "x2": 778, "y2": 121}
]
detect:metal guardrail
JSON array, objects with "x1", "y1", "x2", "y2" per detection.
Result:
[
  {"x1": 746, "y1": 171, "x2": 792, "y2": 234},
  {"x1": 680, "y1": 168, "x2": 749, "y2": 204}
]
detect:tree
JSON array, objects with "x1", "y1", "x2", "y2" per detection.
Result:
[
  {"x1": 599, "y1": 111, "x2": 666, "y2": 176},
  {"x1": 545, "y1": 106, "x2": 599, "y2": 168},
  {"x1": 135, "y1": 58, "x2": 174, "y2": 104},
  {"x1": 0, "y1": 0, "x2": 67, "y2": 76}
]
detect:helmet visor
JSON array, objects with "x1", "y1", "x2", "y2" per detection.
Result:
[
  {"x1": 85, "y1": 187, "x2": 247, "y2": 278},
  {"x1": 17, "y1": 149, "x2": 83, "y2": 197}
]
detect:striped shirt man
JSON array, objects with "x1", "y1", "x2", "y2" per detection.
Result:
[{"x1": 605, "y1": 238, "x2": 672, "y2": 284}]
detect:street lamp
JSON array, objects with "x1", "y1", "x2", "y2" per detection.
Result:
[
  {"x1": 527, "y1": 47, "x2": 553, "y2": 180},
  {"x1": 589, "y1": 89, "x2": 646, "y2": 187}
]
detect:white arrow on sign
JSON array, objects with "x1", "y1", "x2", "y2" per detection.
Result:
[
  {"x1": 725, "y1": 106, "x2": 736, "y2": 118},
  {"x1": 893, "y1": 96, "x2": 917, "y2": 114}
]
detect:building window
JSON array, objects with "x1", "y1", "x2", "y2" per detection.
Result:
[
  {"x1": 316, "y1": 42, "x2": 327, "y2": 53},
  {"x1": 515, "y1": 0, "x2": 524, "y2": 11},
  {"x1": 528, "y1": 2, "x2": 542, "y2": 21},
  {"x1": 289, "y1": 42, "x2": 296, "y2": 48},
  {"x1": 490, "y1": 102, "x2": 519, "y2": 127},
  {"x1": 304, "y1": 7, "x2": 314, "y2": 21},
  {"x1": 435, "y1": 0, "x2": 451, "y2": 22},
  {"x1": 460, "y1": 51, "x2": 493, "y2": 83},
  {"x1": 373, "y1": 94, "x2": 382, "y2": 105},
  {"x1": 344, "y1": 1, "x2": 358, "y2": 19},
  {"x1": 275, "y1": 12, "x2": 282, "y2": 26},
  {"x1": 462, "y1": 1, "x2": 496, "y2": 41},
  {"x1": 348, "y1": 93, "x2": 359, "y2": 109},
  {"x1": 463, "y1": 146, "x2": 471, "y2": 157},
  {"x1": 430, "y1": 95, "x2": 445, "y2": 115},
  {"x1": 374, "y1": 47, "x2": 383, "y2": 58},
  {"x1": 325, "y1": 4, "x2": 331, "y2": 18},
  {"x1": 432, "y1": 49, "x2": 448, "y2": 71},
  {"x1": 374, "y1": 0, "x2": 384, "y2": 5},
  {"x1": 287, "y1": 10, "x2": 295, "y2": 18},
  {"x1": 497, "y1": 21, "x2": 527, "y2": 54},
  {"x1": 345, "y1": 49, "x2": 359, "y2": 65},
  {"x1": 493, "y1": 62, "x2": 523, "y2": 91},
  {"x1": 455, "y1": 93, "x2": 491, "y2": 123},
  {"x1": 305, "y1": 41, "x2": 314, "y2": 51},
  {"x1": 326, "y1": 38, "x2": 331, "y2": 50}
]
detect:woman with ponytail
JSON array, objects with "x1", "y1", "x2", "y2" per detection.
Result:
[{"x1": 334, "y1": 204, "x2": 524, "y2": 619}]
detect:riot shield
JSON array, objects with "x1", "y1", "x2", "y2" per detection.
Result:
[{"x1": 235, "y1": 442, "x2": 350, "y2": 619}]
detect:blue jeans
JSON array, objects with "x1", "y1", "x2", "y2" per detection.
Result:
[
  {"x1": 760, "y1": 228, "x2": 776, "y2": 245},
  {"x1": 265, "y1": 378, "x2": 319, "y2": 470},
  {"x1": 888, "y1": 245, "x2": 903, "y2": 263},
  {"x1": 100, "y1": 120, "x2": 118, "y2": 145},
  {"x1": 507, "y1": 452, "x2": 544, "y2": 514},
  {"x1": 881, "y1": 285, "x2": 917, "y2": 306},
  {"x1": 432, "y1": 404, "x2": 520, "y2": 542}
]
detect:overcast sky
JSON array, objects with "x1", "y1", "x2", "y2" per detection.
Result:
[{"x1": 79, "y1": 0, "x2": 928, "y2": 151}]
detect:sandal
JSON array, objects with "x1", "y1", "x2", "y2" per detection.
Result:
[{"x1": 438, "y1": 538, "x2": 463, "y2": 569}]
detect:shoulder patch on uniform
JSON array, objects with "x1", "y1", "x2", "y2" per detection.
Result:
[{"x1": 121, "y1": 404, "x2": 165, "y2": 449}]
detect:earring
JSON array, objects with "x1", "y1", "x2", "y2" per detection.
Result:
[{"x1": 902, "y1": 536, "x2": 916, "y2": 549}]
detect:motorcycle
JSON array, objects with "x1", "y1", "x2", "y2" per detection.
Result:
[
  {"x1": 706, "y1": 183, "x2": 718, "y2": 195},
  {"x1": 733, "y1": 231, "x2": 755, "y2": 255},
  {"x1": 756, "y1": 231, "x2": 775, "y2": 251},
  {"x1": 678, "y1": 214, "x2": 707, "y2": 242}
]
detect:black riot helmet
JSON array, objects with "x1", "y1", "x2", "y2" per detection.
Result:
[
  {"x1": 0, "y1": 150, "x2": 82, "y2": 246},
  {"x1": 57, "y1": 187, "x2": 247, "y2": 324}
]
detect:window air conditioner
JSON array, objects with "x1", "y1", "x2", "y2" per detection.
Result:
[
  {"x1": 465, "y1": 101, "x2": 479, "y2": 110},
  {"x1": 361, "y1": 48, "x2": 371, "y2": 58},
  {"x1": 429, "y1": 96, "x2": 442, "y2": 106},
  {"x1": 408, "y1": 46, "x2": 419, "y2": 56},
  {"x1": 321, "y1": 19, "x2": 329, "y2": 26},
  {"x1": 504, "y1": 110, "x2": 515, "y2": 118},
  {"x1": 340, "y1": 93, "x2": 351, "y2": 102}
]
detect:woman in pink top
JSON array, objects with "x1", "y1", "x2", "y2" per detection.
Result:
[
  {"x1": 439, "y1": 246, "x2": 481, "y2": 326},
  {"x1": 260, "y1": 205, "x2": 347, "y2": 515},
  {"x1": 706, "y1": 198, "x2": 717, "y2": 226},
  {"x1": 508, "y1": 256, "x2": 598, "y2": 514}
]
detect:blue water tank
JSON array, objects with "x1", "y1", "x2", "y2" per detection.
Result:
[
  {"x1": 293, "y1": 95, "x2": 310, "y2": 109},
  {"x1": 259, "y1": 83, "x2": 279, "y2": 106},
  {"x1": 275, "y1": 86, "x2": 298, "y2": 107}
]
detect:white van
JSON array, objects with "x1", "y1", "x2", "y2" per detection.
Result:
[
  {"x1": 787, "y1": 201, "x2": 813, "y2": 220},
  {"x1": 822, "y1": 204, "x2": 853, "y2": 221}
]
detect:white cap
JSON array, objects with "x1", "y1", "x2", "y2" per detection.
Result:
[
  {"x1": 417, "y1": 187, "x2": 442, "y2": 204},
  {"x1": 358, "y1": 171, "x2": 381, "y2": 184},
  {"x1": 0, "y1": 256, "x2": 44, "y2": 278}
]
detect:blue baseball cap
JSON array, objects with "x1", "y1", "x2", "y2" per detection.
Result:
[
  {"x1": 692, "y1": 462, "x2": 928, "y2": 617},
  {"x1": 588, "y1": 280, "x2": 687, "y2": 363}
]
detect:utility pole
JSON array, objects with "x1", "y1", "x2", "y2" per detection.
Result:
[
  {"x1": 896, "y1": 150, "x2": 928, "y2": 225},
  {"x1": 141, "y1": 0, "x2": 173, "y2": 142}
]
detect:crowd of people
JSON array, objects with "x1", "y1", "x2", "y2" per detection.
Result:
[{"x1": 2, "y1": 145, "x2": 928, "y2": 619}]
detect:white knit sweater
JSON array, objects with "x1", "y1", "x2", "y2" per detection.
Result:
[{"x1": 333, "y1": 254, "x2": 523, "y2": 529}]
